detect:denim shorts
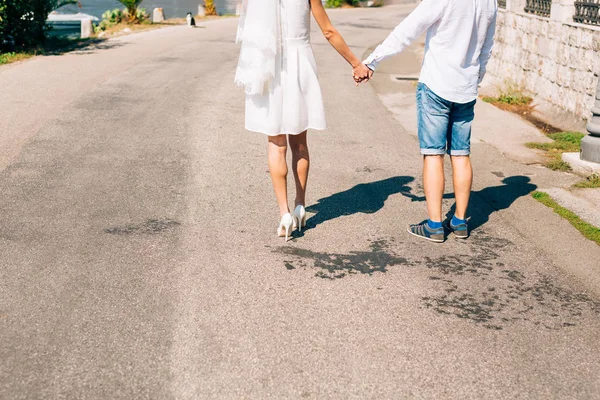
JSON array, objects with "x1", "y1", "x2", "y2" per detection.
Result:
[{"x1": 416, "y1": 82, "x2": 476, "y2": 156}]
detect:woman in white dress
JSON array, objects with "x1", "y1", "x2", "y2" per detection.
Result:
[{"x1": 235, "y1": 0, "x2": 371, "y2": 241}]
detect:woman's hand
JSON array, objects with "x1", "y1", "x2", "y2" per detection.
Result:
[{"x1": 352, "y1": 64, "x2": 373, "y2": 86}]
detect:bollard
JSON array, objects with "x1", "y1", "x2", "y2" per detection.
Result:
[
  {"x1": 198, "y1": 4, "x2": 206, "y2": 17},
  {"x1": 581, "y1": 77, "x2": 600, "y2": 164},
  {"x1": 80, "y1": 18, "x2": 94, "y2": 39},
  {"x1": 153, "y1": 7, "x2": 165, "y2": 23}
]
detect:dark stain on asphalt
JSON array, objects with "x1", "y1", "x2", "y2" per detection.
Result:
[
  {"x1": 355, "y1": 166, "x2": 382, "y2": 173},
  {"x1": 421, "y1": 230, "x2": 600, "y2": 330},
  {"x1": 104, "y1": 218, "x2": 181, "y2": 235},
  {"x1": 279, "y1": 232, "x2": 600, "y2": 330},
  {"x1": 284, "y1": 262, "x2": 296, "y2": 270},
  {"x1": 276, "y1": 239, "x2": 410, "y2": 280}
]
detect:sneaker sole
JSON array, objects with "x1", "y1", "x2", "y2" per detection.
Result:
[{"x1": 406, "y1": 227, "x2": 445, "y2": 243}]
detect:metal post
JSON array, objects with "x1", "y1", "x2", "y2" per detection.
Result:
[{"x1": 581, "y1": 77, "x2": 600, "y2": 163}]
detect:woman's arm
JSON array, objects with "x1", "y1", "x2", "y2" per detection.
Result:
[{"x1": 310, "y1": 0, "x2": 371, "y2": 83}]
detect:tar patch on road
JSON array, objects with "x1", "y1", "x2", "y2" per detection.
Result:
[
  {"x1": 276, "y1": 239, "x2": 411, "y2": 280},
  {"x1": 277, "y1": 233, "x2": 600, "y2": 331},
  {"x1": 420, "y1": 230, "x2": 600, "y2": 330},
  {"x1": 104, "y1": 218, "x2": 181, "y2": 235}
]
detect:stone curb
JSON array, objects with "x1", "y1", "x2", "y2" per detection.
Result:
[{"x1": 562, "y1": 151, "x2": 600, "y2": 175}]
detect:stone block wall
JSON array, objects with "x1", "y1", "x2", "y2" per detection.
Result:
[{"x1": 487, "y1": 10, "x2": 600, "y2": 119}]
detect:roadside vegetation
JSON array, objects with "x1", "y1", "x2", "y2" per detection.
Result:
[
  {"x1": 0, "y1": 0, "x2": 79, "y2": 47},
  {"x1": 204, "y1": 0, "x2": 218, "y2": 16},
  {"x1": 482, "y1": 81, "x2": 532, "y2": 106},
  {"x1": 526, "y1": 131, "x2": 585, "y2": 171},
  {"x1": 326, "y1": 0, "x2": 359, "y2": 7},
  {"x1": 487, "y1": 80, "x2": 600, "y2": 244},
  {"x1": 326, "y1": 0, "x2": 382, "y2": 8},
  {"x1": 482, "y1": 80, "x2": 559, "y2": 134},
  {"x1": 0, "y1": 0, "x2": 104, "y2": 65},
  {"x1": 573, "y1": 173, "x2": 600, "y2": 189},
  {"x1": 0, "y1": 35, "x2": 93, "y2": 65},
  {"x1": 0, "y1": 0, "x2": 229, "y2": 65},
  {"x1": 484, "y1": 80, "x2": 592, "y2": 173},
  {"x1": 532, "y1": 191, "x2": 600, "y2": 246},
  {"x1": 95, "y1": 7, "x2": 150, "y2": 34},
  {"x1": 0, "y1": 0, "x2": 80, "y2": 58},
  {"x1": 0, "y1": 51, "x2": 31, "y2": 63}
]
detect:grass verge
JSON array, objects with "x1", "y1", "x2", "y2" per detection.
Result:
[
  {"x1": 482, "y1": 93, "x2": 532, "y2": 106},
  {"x1": 0, "y1": 52, "x2": 34, "y2": 64},
  {"x1": 526, "y1": 131, "x2": 585, "y2": 172},
  {"x1": 0, "y1": 14, "x2": 235, "y2": 66},
  {"x1": 532, "y1": 191, "x2": 600, "y2": 245},
  {"x1": 482, "y1": 81, "x2": 562, "y2": 134},
  {"x1": 573, "y1": 173, "x2": 600, "y2": 189}
]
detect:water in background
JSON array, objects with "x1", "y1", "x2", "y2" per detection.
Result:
[{"x1": 60, "y1": 0, "x2": 238, "y2": 19}]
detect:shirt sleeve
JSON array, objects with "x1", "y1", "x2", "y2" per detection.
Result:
[
  {"x1": 363, "y1": 0, "x2": 448, "y2": 71},
  {"x1": 478, "y1": 13, "x2": 497, "y2": 84}
]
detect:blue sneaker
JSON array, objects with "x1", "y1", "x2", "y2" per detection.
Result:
[
  {"x1": 407, "y1": 221, "x2": 445, "y2": 243},
  {"x1": 445, "y1": 219, "x2": 469, "y2": 239}
]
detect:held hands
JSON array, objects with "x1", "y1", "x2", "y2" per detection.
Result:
[{"x1": 352, "y1": 64, "x2": 373, "y2": 86}]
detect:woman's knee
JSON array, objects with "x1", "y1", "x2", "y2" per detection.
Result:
[{"x1": 268, "y1": 135, "x2": 288, "y2": 152}]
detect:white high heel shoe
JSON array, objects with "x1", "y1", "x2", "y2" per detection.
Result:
[
  {"x1": 293, "y1": 205, "x2": 306, "y2": 232},
  {"x1": 277, "y1": 213, "x2": 295, "y2": 242}
]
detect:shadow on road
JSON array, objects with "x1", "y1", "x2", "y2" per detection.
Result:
[
  {"x1": 37, "y1": 37, "x2": 125, "y2": 57},
  {"x1": 463, "y1": 176, "x2": 538, "y2": 231},
  {"x1": 304, "y1": 176, "x2": 416, "y2": 230},
  {"x1": 411, "y1": 175, "x2": 537, "y2": 231}
]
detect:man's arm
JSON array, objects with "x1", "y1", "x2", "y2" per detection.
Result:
[
  {"x1": 478, "y1": 13, "x2": 497, "y2": 84},
  {"x1": 363, "y1": 0, "x2": 447, "y2": 71}
]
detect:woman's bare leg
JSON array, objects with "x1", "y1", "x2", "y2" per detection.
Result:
[
  {"x1": 268, "y1": 135, "x2": 290, "y2": 216},
  {"x1": 288, "y1": 131, "x2": 310, "y2": 207}
]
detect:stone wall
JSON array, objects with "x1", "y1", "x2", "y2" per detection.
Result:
[{"x1": 487, "y1": 9, "x2": 600, "y2": 120}]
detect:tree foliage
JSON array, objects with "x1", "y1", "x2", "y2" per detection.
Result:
[
  {"x1": 325, "y1": 0, "x2": 359, "y2": 7},
  {"x1": 0, "y1": 0, "x2": 78, "y2": 50},
  {"x1": 204, "y1": 0, "x2": 217, "y2": 16},
  {"x1": 117, "y1": 0, "x2": 144, "y2": 22}
]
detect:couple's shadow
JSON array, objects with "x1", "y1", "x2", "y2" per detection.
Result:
[
  {"x1": 302, "y1": 175, "x2": 537, "y2": 233},
  {"x1": 304, "y1": 176, "x2": 415, "y2": 230}
]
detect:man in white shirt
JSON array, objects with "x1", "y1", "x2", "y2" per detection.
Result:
[{"x1": 358, "y1": 0, "x2": 498, "y2": 243}]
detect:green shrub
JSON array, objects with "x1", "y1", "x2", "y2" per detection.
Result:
[
  {"x1": 96, "y1": 8, "x2": 123, "y2": 31},
  {"x1": 118, "y1": 0, "x2": 145, "y2": 22},
  {"x1": 95, "y1": 6, "x2": 148, "y2": 32},
  {"x1": 484, "y1": 80, "x2": 532, "y2": 106},
  {"x1": 325, "y1": 0, "x2": 359, "y2": 8}
]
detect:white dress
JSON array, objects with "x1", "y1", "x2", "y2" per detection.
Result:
[{"x1": 245, "y1": 0, "x2": 327, "y2": 136}]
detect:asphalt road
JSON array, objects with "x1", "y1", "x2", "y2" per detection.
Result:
[{"x1": 1, "y1": 6, "x2": 600, "y2": 399}]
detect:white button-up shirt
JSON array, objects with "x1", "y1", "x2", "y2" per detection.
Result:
[{"x1": 364, "y1": 0, "x2": 498, "y2": 104}]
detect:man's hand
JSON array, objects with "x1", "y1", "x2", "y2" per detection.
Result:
[{"x1": 352, "y1": 64, "x2": 374, "y2": 86}]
